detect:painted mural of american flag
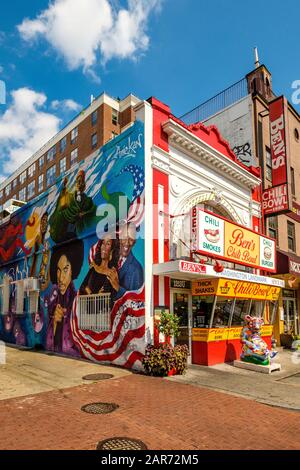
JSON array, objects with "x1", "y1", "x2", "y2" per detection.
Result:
[
  {"x1": 70, "y1": 286, "x2": 145, "y2": 370},
  {"x1": 121, "y1": 164, "x2": 145, "y2": 227}
]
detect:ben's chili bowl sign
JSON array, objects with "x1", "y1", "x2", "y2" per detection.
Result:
[{"x1": 191, "y1": 209, "x2": 276, "y2": 272}]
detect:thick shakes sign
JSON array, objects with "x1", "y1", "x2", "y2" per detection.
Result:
[
  {"x1": 262, "y1": 96, "x2": 291, "y2": 215},
  {"x1": 191, "y1": 208, "x2": 276, "y2": 272}
]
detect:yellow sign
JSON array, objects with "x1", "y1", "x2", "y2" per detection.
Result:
[
  {"x1": 224, "y1": 222, "x2": 260, "y2": 268},
  {"x1": 192, "y1": 279, "x2": 281, "y2": 301},
  {"x1": 192, "y1": 325, "x2": 273, "y2": 342},
  {"x1": 192, "y1": 279, "x2": 219, "y2": 296}
]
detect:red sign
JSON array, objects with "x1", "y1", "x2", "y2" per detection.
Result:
[
  {"x1": 269, "y1": 97, "x2": 288, "y2": 186},
  {"x1": 179, "y1": 261, "x2": 207, "y2": 274},
  {"x1": 262, "y1": 184, "x2": 289, "y2": 215},
  {"x1": 263, "y1": 96, "x2": 291, "y2": 215}
]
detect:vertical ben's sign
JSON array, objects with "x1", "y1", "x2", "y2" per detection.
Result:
[{"x1": 262, "y1": 96, "x2": 292, "y2": 215}]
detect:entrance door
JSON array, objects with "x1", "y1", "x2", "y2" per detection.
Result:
[
  {"x1": 283, "y1": 299, "x2": 299, "y2": 335},
  {"x1": 171, "y1": 292, "x2": 192, "y2": 352}
]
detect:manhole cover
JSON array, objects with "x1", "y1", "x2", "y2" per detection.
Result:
[
  {"x1": 96, "y1": 437, "x2": 148, "y2": 450},
  {"x1": 82, "y1": 373, "x2": 114, "y2": 381},
  {"x1": 81, "y1": 402, "x2": 119, "y2": 414}
]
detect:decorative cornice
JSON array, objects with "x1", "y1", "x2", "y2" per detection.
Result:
[{"x1": 162, "y1": 119, "x2": 261, "y2": 190}]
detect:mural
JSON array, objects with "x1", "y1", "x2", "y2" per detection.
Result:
[{"x1": 0, "y1": 121, "x2": 145, "y2": 370}]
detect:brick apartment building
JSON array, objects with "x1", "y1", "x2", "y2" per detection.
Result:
[
  {"x1": 181, "y1": 56, "x2": 300, "y2": 343},
  {"x1": 0, "y1": 92, "x2": 140, "y2": 216}
]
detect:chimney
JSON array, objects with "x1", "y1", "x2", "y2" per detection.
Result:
[{"x1": 254, "y1": 47, "x2": 260, "y2": 69}]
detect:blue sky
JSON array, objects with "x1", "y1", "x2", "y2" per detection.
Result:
[{"x1": 0, "y1": 0, "x2": 300, "y2": 181}]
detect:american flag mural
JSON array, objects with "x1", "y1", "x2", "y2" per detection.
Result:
[{"x1": 71, "y1": 286, "x2": 145, "y2": 370}]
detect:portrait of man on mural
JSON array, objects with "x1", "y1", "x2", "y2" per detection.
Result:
[
  {"x1": 115, "y1": 222, "x2": 144, "y2": 298},
  {"x1": 49, "y1": 170, "x2": 96, "y2": 243},
  {"x1": 46, "y1": 239, "x2": 83, "y2": 356}
]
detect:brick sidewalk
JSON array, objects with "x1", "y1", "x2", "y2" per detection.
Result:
[{"x1": 0, "y1": 374, "x2": 299, "y2": 450}]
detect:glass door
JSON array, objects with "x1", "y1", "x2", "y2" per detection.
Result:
[
  {"x1": 283, "y1": 299, "x2": 298, "y2": 335},
  {"x1": 171, "y1": 292, "x2": 192, "y2": 354}
]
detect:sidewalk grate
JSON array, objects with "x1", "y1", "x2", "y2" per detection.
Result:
[
  {"x1": 96, "y1": 437, "x2": 148, "y2": 450},
  {"x1": 81, "y1": 402, "x2": 119, "y2": 414},
  {"x1": 82, "y1": 373, "x2": 114, "y2": 381}
]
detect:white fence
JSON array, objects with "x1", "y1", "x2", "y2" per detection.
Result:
[{"x1": 77, "y1": 293, "x2": 111, "y2": 332}]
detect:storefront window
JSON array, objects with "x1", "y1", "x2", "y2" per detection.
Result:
[
  {"x1": 231, "y1": 299, "x2": 251, "y2": 326},
  {"x1": 192, "y1": 296, "x2": 214, "y2": 328},
  {"x1": 212, "y1": 298, "x2": 233, "y2": 328},
  {"x1": 250, "y1": 300, "x2": 266, "y2": 318}
]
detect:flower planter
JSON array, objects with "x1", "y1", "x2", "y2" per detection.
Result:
[{"x1": 167, "y1": 368, "x2": 177, "y2": 377}]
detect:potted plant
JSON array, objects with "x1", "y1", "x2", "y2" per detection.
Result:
[
  {"x1": 156, "y1": 310, "x2": 180, "y2": 345},
  {"x1": 142, "y1": 311, "x2": 189, "y2": 377}
]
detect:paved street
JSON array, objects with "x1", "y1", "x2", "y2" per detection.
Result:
[{"x1": 0, "y1": 347, "x2": 300, "y2": 450}]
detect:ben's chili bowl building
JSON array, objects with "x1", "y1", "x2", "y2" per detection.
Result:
[{"x1": 143, "y1": 97, "x2": 284, "y2": 366}]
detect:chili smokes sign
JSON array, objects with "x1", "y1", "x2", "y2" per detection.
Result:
[{"x1": 191, "y1": 208, "x2": 276, "y2": 272}]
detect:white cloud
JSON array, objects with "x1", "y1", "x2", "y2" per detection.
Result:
[
  {"x1": 17, "y1": 0, "x2": 163, "y2": 76},
  {"x1": 0, "y1": 88, "x2": 61, "y2": 177},
  {"x1": 51, "y1": 98, "x2": 81, "y2": 112},
  {"x1": 0, "y1": 65, "x2": 4, "y2": 74}
]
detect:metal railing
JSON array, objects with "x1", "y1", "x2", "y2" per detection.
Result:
[
  {"x1": 181, "y1": 78, "x2": 248, "y2": 125},
  {"x1": 77, "y1": 293, "x2": 111, "y2": 332}
]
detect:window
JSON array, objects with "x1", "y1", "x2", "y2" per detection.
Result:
[
  {"x1": 60, "y1": 157, "x2": 66, "y2": 174},
  {"x1": 71, "y1": 127, "x2": 78, "y2": 144},
  {"x1": 91, "y1": 110, "x2": 98, "y2": 126},
  {"x1": 39, "y1": 156, "x2": 45, "y2": 169},
  {"x1": 231, "y1": 299, "x2": 251, "y2": 326},
  {"x1": 192, "y1": 296, "x2": 215, "y2": 328},
  {"x1": 13, "y1": 179, "x2": 17, "y2": 189},
  {"x1": 111, "y1": 131, "x2": 118, "y2": 140},
  {"x1": 91, "y1": 133, "x2": 97, "y2": 149},
  {"x1": 28, "y1": 163, "x2": 36, "y2": 179},
  {"x1": 0, "y1": 190, "x2": 3, "y2": 200},
  {"x1": 288, "y1": 221, "x2": 296, "y2": 252},
  {"x1": 5, "y1": 184, "x2": 11, "y2": 196},
  {"x1": 19, "y1": 187, "x2": 26, "y2": 201},
  {"x1": 71, "y1": 148, "x2": 78, "y2": 166},
  {"x1": 27, "y1": 181, "x2": 35, "y2": 199},
  {"x1": 38, "y1": 174, "x2": 44, "y2": 193},
  {"x1": 291, "y1": 167, "x2": 296, "y2": 196},
  {"x1": 46, "y1": 165, "x2": 56, "y2": 188},
  {"x1": 212, "y1": 298, "x2": 233, "y2": 328},
  {"x1": 20, "y1": 171, "x2": 27, "y2": 185},
  {"x1": 47, "y1": 145, "x2": 56, "y2": 163},
  {"x1": 112, "y1": 108, "x2": 118, "y2": 126},
  {"x1": 295, "y1": 128, "x2": 299, "y2": 142},
  {"x1": 268, "y1": 217, "x2": 278, "y2": 242},
  {"x1": 266, "y1": 147, "x2": 272, "y2": 182},
  {"x1": 60, "y1": 136, "x2": 67, "y2": 154}
]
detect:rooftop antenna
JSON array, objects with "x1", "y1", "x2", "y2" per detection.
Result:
[
  {"x1": 254, "y1": 47, "x2": 260, "y2": 69},
  {"x1": 90, "y1": 94, "x2": 95, "y2": 104}
]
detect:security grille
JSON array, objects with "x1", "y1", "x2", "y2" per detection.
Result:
[
  {"x1": 77, "y1": 293, "x2": 111, "y2": 332},
  {"x1": 28, "y1": 291, "x2": 39, "y2": 314},
  {"x1": 15, "y1": 280, "x2": 25, "y2": 315}
]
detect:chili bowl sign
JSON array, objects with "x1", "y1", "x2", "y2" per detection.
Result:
[{"x1": 191, "y1": 208, "x2": 276, "y2": 273}]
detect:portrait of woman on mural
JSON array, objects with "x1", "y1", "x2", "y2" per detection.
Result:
[
  {"x1": 46, "y1": 239, "x2": 84, "y2": 356},
  {"x1": 79, "y1": 234, "x2": 120, "y2": 302}
]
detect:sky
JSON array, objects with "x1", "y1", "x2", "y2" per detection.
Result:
[{"x1": 1, "y1": 0, "x2": 300, "y2": 182}]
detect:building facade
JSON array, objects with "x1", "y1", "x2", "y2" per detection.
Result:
[
  {"x1": 182, "y1": 62, "x2": 300, "y2": 344},
  {"x1": 0, "y1": 97, "x2": 283, "y2": 368},
  {"x1": 0, "y1": 93, "x2": 140, "y2": 214}
]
